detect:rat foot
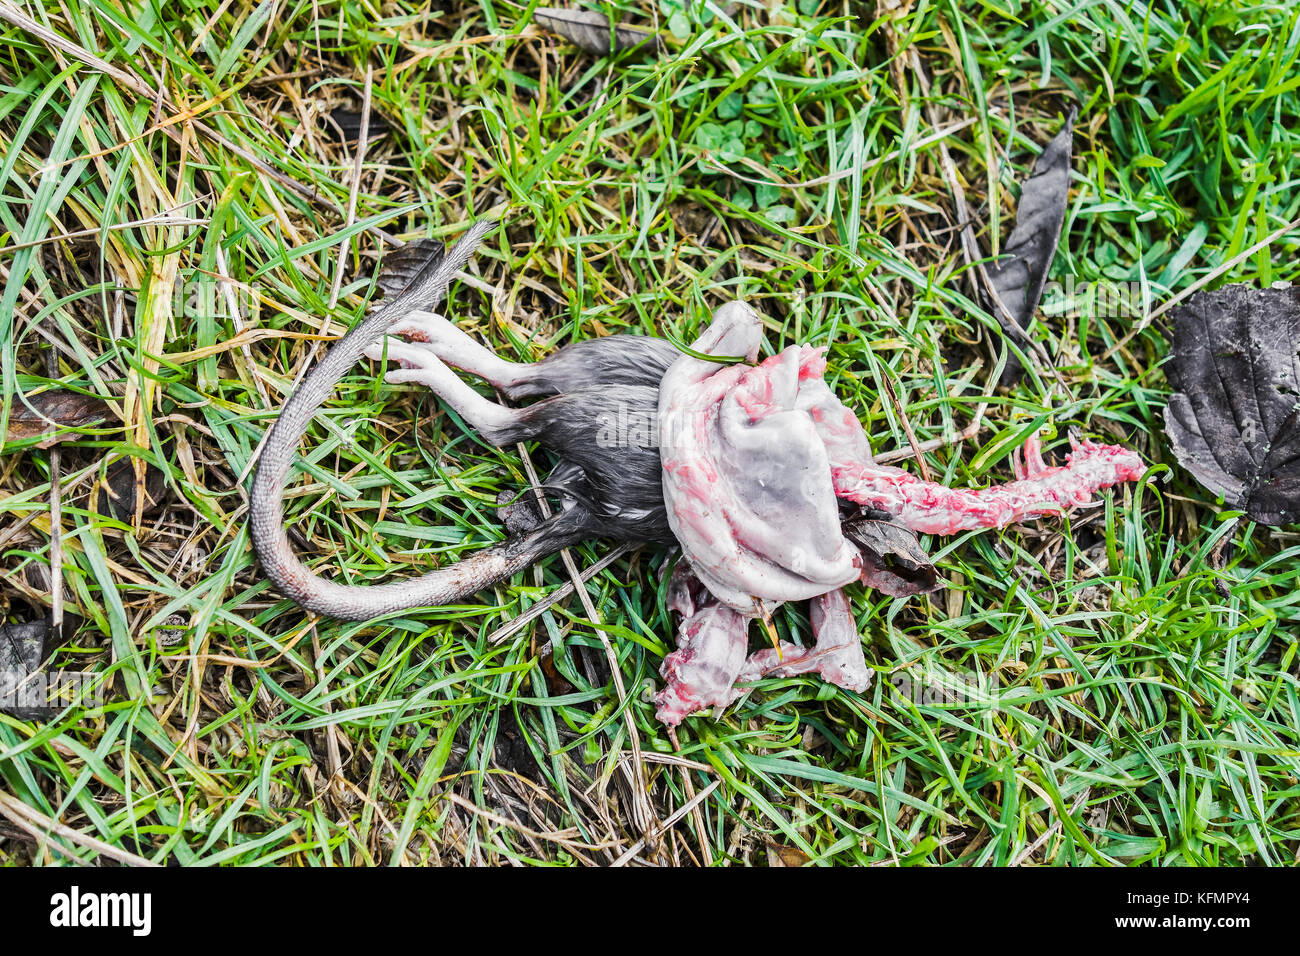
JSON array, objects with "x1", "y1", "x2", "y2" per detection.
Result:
[
  {"x1": 382, "y1": 310, "x2": 679, "y2": 401},
  {"x1": 364, "y1": 336, "x2": 521, "y2": 441},
  {"x1": 654, "y1": 567, "x2": 871, "y2": 726},
  {"x1": 384, "y1": 311, "x2": 534, "y2": 393},
  {"x1": 654, "y1": 602, "x2": 750, "y2": 727}
]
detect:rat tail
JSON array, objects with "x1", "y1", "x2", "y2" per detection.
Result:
[{"x1": 249, "y1": 220, "x2": 584, "y2": 620}]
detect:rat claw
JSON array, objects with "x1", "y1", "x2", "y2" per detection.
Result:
[
  {"x1": 1023, "y1": 433, "x2": 1050, "y2": 478},
  {"x1": 1012, "y1": 445, "x2": 1027, "y2": 481},
  {"x1": 370, "y1": 337, "x2": 441, "y2": 371}
]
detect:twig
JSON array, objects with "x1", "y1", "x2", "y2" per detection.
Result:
[
  {"x1": 878, "y1": 373, "x2": 932, "y2": 482},
  {"x1": 1009, "y1": 788, "x2": 1090, "y2": 866},
  {"x1": 872, "y1": 403, "x2": 987, "y2": 464},
  {"x1": 487, "y1": 544, "x2": 633, "y2": 645},
  {"x1": 0, "y1": 200, "x2": 207, "y2": 254},
  {"x1": 907, "y1": 52, "x2": 1069, "y2": 395},
  {"x1": 1101, "y1": 212, "x2": 1300, "y2": 364},
  {"x1": 0, "y1": 789, "x2": 159, "y2": 867},
  {"x1": 44, "y1": 344, "x2": 62, "y2": 637},
  {"x1": 0, "y1": 2, "x2": 328, "y2": 208},
  {"x1": 609, "y1": 779, "x2": 721, "y2": 867}
]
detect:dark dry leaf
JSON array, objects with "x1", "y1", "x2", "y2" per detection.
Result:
[
  {"x1": 324, "y1": 107, "x2": 391, "y2": 145},
  {"x1": 1163, "y1": 284, "x2": 1300, "y2": 526},
  {"x1": 88, "y1": 457, "x2": 169, "y2": 521},
  {"x1": 2, "y1": 390, "x2": 109, "y2": 450},
  {"x1": 534, "y1": 7, "x2": 660, "y2": 55},
  {"x1": 841, "y1": 511, "x2": 938, "y2": 597},
  {"x1": 0, "y1": 619, "x2": 51, "y2": 719},
  {"x1": 372, "y1": 238, "x2": 448, "y2": 307},
  {"x1": 537, "y1": 644, "x2": 575, "y2": 697},
  {"x1": 985, "y1": 109, "x2": 1075, "y2": 383}
]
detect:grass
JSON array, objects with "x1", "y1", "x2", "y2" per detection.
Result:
[{"x1": 0, "y1": 0, "x2": 1298, "y2": 866}]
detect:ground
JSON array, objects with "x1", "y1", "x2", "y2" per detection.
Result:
[{"x1": 0, "y1": 0, "x2": 1298, "y2": 866}]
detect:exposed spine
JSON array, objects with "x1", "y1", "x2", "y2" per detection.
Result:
[{"x1": 831, "y1": 436, "x2": 1146, "y2": 535}]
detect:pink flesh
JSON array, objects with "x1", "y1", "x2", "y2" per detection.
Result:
[
  {"x1": 654, "y1": 304, "x2": 1148, "y2": 725},
  {"x1": 829, "y1": 435, "x2": 1146, "y2": 535},
  {"x1": 658, "y1": 308, "x2": 862, "y2": 610},
  {"x1": 654, "y1": 602, "x2": 750, "y2": 727},
  {"x1": 654, "y1": 580, "x2": 872, "y2": 725},
  {"x1": 737, "y1": 588, "x2": 870, "y2": 692}
]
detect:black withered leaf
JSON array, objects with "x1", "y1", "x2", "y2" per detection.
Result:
[
  {"x1": 89, "y1": 457, "x2": 169, "y2": 522},
  {"x1": 534, "y1": 7, "x2": 661, "y2": 55},
  {"x1": 841, "y1": 512, "x2": 938, "y2": 597},
  {"x1": 324, "y1": 107, "x2": 392, "y2": 145},
  {"x1": 0, "y1": 619, "x2": 51, "y2": 719},
  {"x1": 1164, "y1": 284, "x2": 1300, "y2": 526},
  {"x1": 372, "y1": 238, "x2": 447, "y2": 306},
  {"x1": 986, "y1": 109, "x2": 1075, "y2": 382},
  {"x1": 496, "y1": 489, "x2": 544, "y2": 536}
]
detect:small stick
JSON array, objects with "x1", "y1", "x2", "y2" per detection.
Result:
[
  {"x1": 907, "y1": 53, "x2": 1070, "y2": 396},
  {"x1": 487, "y1": 544, "x2": 633, "y2": 645},
  {"x1": 666, "y1": 727, "x2": 715, "y2": 867},
  {"x1": 1101, "y1": 212, "x2": 1300, "y2": 364},
  {"x1": 872, "y1": 403, "x2": 986, "y2": 465},
  {"x1": 879, "y1": 373, "x2": 932, "y2": 482},
  {"x1": 0, "y1": 789, "x2": 159, "y2": 867},
  {"x1": 609, "y1": 779, "x2": 720, "y2": 867}
]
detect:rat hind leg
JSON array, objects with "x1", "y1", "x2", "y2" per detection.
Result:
[
  {"x1": 364, "y1": 337, "x2": 535, "y2": 445},
  {"x1": 385, "y1": 311, "x2": 679, "y2": 401},
  {"x1": 736, "y1": 589, "x2": 870, "y2": 693}
]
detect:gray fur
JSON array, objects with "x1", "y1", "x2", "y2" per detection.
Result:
[
  {"x1": 249, "y1": 222, "x2": 677, "y2": 620},
  {"x1": 500, "y1": 335, "x2": 678, "y2": 400}
]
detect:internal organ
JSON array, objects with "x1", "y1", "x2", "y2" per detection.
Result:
[
  {"x1": 654, "y1": 302, "x2": 1146, "y2": 724},
  {"x1": 657, "y1": 302, "x2": 863, "y2": 611}
]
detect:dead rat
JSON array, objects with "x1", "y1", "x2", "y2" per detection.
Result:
[{"x1": 250, "y1": 221, "x2": 1144, "y2": 722}]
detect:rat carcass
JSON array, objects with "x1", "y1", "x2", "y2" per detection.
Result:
[{"x1": 250, "y1": 223, "x2": 1145, "y2": 724}]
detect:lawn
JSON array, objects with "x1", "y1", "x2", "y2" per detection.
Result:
[{"x1": 1, "y1": 0, "x2": 1298, "y2": 866}]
